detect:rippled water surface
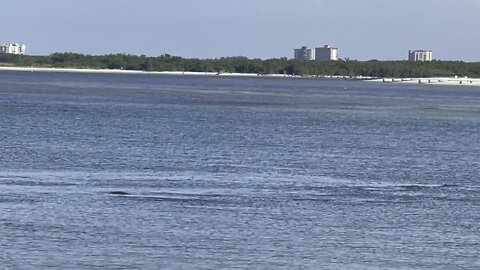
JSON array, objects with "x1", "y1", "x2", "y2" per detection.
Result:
[{"x1": 1, "y1": 71, "x2": 479, "y2": 269}]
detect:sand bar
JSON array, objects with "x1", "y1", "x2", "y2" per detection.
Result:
[{"x1": 370, "y1": 77, "x2": 480, "y2": 87}]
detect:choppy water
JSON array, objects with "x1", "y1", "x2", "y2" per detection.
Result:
[{"x1": 0, "y1": 71, "x2": 479, "y2": 269}]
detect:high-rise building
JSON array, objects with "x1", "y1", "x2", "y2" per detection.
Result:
[
  {"x1": 408, "y1": 50, "x2": 432, "y2": 62},
  {"x1": 315, "y1": 45, "x2": 338, "y2": 61},
  {"x1": 0, "y1": 43, "x2": 26, "y2": 55},
  {"x1": 294, "y1": 46, "x2": 315, "y2": 61}
]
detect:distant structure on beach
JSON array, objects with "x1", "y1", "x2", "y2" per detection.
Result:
[
  {"x1": 0, "y1": 43, "x2": 26, "y2": 55},
  {"x1": 294, "y1": 45, "x2": 338, "y2": 61},
  {"x1": 294, "y1": 46, "x2": 315, "y2": 61},
  {"x1": 315, "y1": 45, "x2": 339, "y2": 61},
  {"x1": 408, "y1": 50, "x2": 433, "y2": 62}
]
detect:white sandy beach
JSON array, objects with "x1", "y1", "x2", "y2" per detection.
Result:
[{"x1": 0, "y1": 66, "x2": 293, "y2": 78}]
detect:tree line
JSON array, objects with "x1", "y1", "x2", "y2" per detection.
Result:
[{"x1": 1, "y1": 52, "x2": 479, "y2": 78}]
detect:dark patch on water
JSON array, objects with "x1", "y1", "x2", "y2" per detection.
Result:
[{"x1": 107, "y1": 191, "x2": 130, "y2": 195}]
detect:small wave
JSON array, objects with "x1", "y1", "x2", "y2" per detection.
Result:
[
  {"x1": 110, "y1": 193, "x2": 230, "y2": 205},
  {"x1": 361, "y1": 182, "x2": 461, "y2": 191},
  {"x1": 0, "y1": 180, "x2": 77, "y2": 187},
  {"x1": 439, "y1": 184, "x2": 460, "y2": 188},
  {"x1": 104, "y1": 187, "x2": 242, "y2": 204}
]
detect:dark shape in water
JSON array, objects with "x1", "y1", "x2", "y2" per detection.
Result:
[{"x1": 108, "y1": 191, "x2": 130, "y2": 195}]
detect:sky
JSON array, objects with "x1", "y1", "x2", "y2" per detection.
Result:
[{"x1": 1, "y1": 0, "x2": 479, "y2": 61}]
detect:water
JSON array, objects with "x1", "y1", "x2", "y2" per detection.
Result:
[{"x1": 0, "y1": 71, "x2": 479, "y2": 269}]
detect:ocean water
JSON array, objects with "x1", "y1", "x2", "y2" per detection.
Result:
[{"x1": 0, "y1": 71, "x2": 479, "y2": 269}]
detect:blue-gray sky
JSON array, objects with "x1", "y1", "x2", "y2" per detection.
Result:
[{"x1": 1, "y1": 0, "x2": 479, "y2": 61}]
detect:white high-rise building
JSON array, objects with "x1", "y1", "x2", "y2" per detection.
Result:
[
  {"x1": 408, "y1": 50, "x2": 432, "y2": 62},
  {"x1": 294, "y1": 46, "x2": 315, "y2": 61},
  {"x1": 0, "y1": 43, "x2": 26, "y2": 55},
  {"x1": 315, "y1": 45, "x2": 339, "y2": 61}
]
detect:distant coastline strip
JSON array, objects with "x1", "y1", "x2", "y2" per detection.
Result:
[
  {"x1": 0, "y1": 66, "x2": 288, "y2": 77},
  {"x1": 0, "y1": 66, "x2": 479, "y2": 86}
]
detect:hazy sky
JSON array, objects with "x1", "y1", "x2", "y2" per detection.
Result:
[{"x1": 1, "y1": 0, "x2": 479, "y2": 61}]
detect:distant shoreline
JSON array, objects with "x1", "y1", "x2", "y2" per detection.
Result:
[
  {"x1": 0, "y1": 66, "x2": 290, "y2": 78},
  {"x1": 2, "y1": 52, "x2": 480, "y2": 80},
  {"x1": 1, "y1": 66, "x2": 479, "y2": 87}
]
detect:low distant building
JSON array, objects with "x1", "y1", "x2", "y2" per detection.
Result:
[
  {"x1": 294, "y1": 46, "x2": 315, "y2": 61},
  {"x1": 315, "y1": 45, "x2": 339, "y2": 61},
  {"x1": 0, "y1": 43, "x2": 26, "y2": 55},
  {"x1": 408, "y1": 50, "x2": 432, "y2": 62}
]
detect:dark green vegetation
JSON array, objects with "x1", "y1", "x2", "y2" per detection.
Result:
[{"x1": 1, "y1": 52, "x2": 480, "y2": 78}]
